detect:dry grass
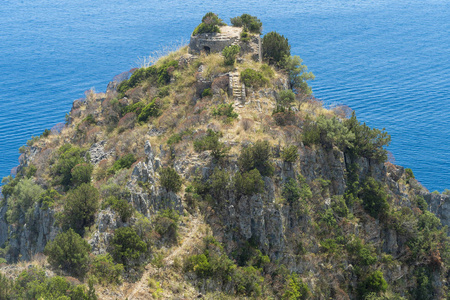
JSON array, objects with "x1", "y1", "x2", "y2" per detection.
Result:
[
  {"x1": 200, "y1": 53, "x2": 234, "y2": 79},
  {"x1": 299, "y1": 98, "x2": 334, "y2": 118},
  {"x1": 139, "y1": 44, "x2": 189, "y2": 68}
]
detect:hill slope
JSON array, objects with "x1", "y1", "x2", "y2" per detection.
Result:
[{"x1": 1, "y1": 15, "x2": 450, "y2": 299}]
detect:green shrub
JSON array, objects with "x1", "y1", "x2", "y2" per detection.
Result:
[
  {"x1": 414, "y1": 267, "x2": 434, "y2": 300},
  {"x1": 283, "y1": 55, "x2": 315, "y2": 94},
  {"x1": 187, "y1": 253, "x2": 211, "y2": 277},
  {"x1": 44, "y1": 229, "x2": 91, "y2": 278},
  {"x1": 240, "y1": 28, "x2": 250, "y2": 42},
  {"x1": 26, "y1": 135, "x2": 40, "y2": 147},
  {"x1": 278, "y1": 89, "x2": 296, "y2": 108},
  {"x1": 156, "y1": 60, "x2": 178, "y2": 86},
  {"x1": 321, "y1": 238, "x2": 340, "y2": 253},
  {"x1": 111, "y1": 227, "x2": 147, "y2": 267},
  {"x1": 234, "y1": 266, "x2": 263, "y2": 297},
  {"x1": 100, "y1": 181, "x2": 131, "y2": 201},
  {"x1": 104, "y1": 196, "x2": 134, "y2": 222},
  {"x1": 138, "y1": 99, "x2": 160, "y2": 122},
  {"x1": 230, "y1": 14, "x2": 262, "y2": 33},
  {"x1": 5, "y1": 178, "x2": 43, "y2": 224},
  {"x1": 52, "y1": 144, "x2": 87, "y2": 188},
  {"x1": 19, "y1": 145, "x2": 27, "y2": 153},
  {"x1": 63, "y1": 183, "x2": 100, "y2": 235},
  {"x1": 154, "y1": 209, "x2": 180, "y2": 242},
  {"x1": 193, "y1": 129, "x2": 229, "y2": 161},
  {"x1": 281, "y1": 145, "x2": 298, "y2": 162},
  {"x1": 157, "y1": 86, "x2": 170, "y2": 98},
  {"x1": 320, "y1": 209, "x2": 337, "y2": 229},
  {"x1": 238, "y1": 140, "x2": 274, "y2": 176},
  {"x1": 186, "y1": 236, "x2": 267, "y2": 297},
  {"x1": 108, "y1": 153, "x2": 137, "y2": 175},
  {"x1": 167, "y1": 133, "x2": 182, "y2": 146},
  {"x1": 404, "y1": 167, "x2": 414, "y2": 181},
  {"x1": 236, "y1": 243, "x2": 270, "y2": 268},
  {"x1": 302, "y1": 115, "x2": 355, "y2": 150},
  {"x1": 25, "y1": 164, "x2": 37, "y2": 178},
  {"x1": 123, "y1": 101, "x2": 145, "y2": 115},
  {"x1": 415, "y1": 195, "x2": 428, "y2": 212},
  {"x1": 297, "y1": 175, "x2": 312, "y2": 200},
  {"x1": 41, "y1": 128, "x2": 51, "y2": 138},
  {"x1": 118, "y1": 67, "x2": 157, "y2": 96},
  {"x1": 38, "y1": 188, "x2": 61, "y2": 209},
  {"x1": 282, "y1": 273, "x2": 310, "y2": 300},
  {"x1": 12, "y1": 267, "x2": 97, "y2": 300},
  {"x1": 0, "y1": 272, "x2": 13, "y2": 299},
  {"x1": 212, "y1": 103, "x2": 239, "y2": 119},
  {"x1": 358, "y1": 270, "x2": 388, "y2": 298},
  {"x1": 185, "y1": 236, "x2": 235, "y2": 282},
  {"x1": 201, "y1": 88, "x2": 212, "y2": 98},
  {"x1": 344, "y1": 112, "x2": 391, "y2": 162},
  {"x1": 159, "y1": 167, "x2": 182, "y2": 193},
  {"x1": 132, "y1": 213, "x2": 153, "y2": 246},
  {"x1": 359, "y1": 177, "x2": 389, "y2": 219},
  {"x1": 192, "y1": 12, "x2": 224, "y2": 36},
  {"x1": 234, "y1": 169, "x2": 265, "y2": 196},
  {"x1": 282, "y1": 177, "x2": 301, "y2": 204},
  {"x1": 347, "y1": 238, "x2": 377, "y2": 266},
  {"x1": 71, "y1": 163, "x2": 93, "y2": 186},
  {"x1": 117, "y1": 60, "x2": 177, "y2": 97},
  {"x1": 90, "y1": 253, "x2": 124, "y2": 285},
  {"x1": 210, "y1": 168, "x2": 231, "y2": 198},
  {"x1": 1, "y1": 175, "x2": 19, "y2": 200},
  {"x1": 262, "y1": 31, "x2": 291, "y2": 67},
  {"x1": 240, "y1": 69, "x2": 268, "y2": 88},
  {"x1": 83, "y1": 114, "x2": 96, "y2": 125},
  {"x1": 418, "y1": 210, "x2": 441, "y2": 231},
  {"x1": 222, "y1": 45, "x2": 240, "y2": 65},
  {"x1": 331, "y1": 195, "x2": 349, "y2": 218}
]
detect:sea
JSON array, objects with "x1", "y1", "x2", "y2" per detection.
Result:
[{"x1": 0, "y1": 0, "x2": 449, "y2": 192}]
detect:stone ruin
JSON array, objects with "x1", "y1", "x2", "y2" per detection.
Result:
[{"x1": 189, "y1": 25, "x2": 261, "y2": 62}]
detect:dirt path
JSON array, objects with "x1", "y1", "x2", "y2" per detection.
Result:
[{"x1": 125, "y1": 216, "x2": 203, "y2": 300}]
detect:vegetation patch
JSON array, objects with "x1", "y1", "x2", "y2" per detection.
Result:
[
  {"x1": 222, "y1": 45, "x2": 240, "y2": 66},
  {"x1": 240, "y1": 68, "x2": 268, "y2": 88},
  {"x1": 159, "y1": 167, "x2": 182, "y2": 193},
  {"x1": 238, "y1": 140, "x2": 274, "y2": 176},
  {"x1": 262, "y1": 31, "x2": 291, "y2": 67},
  {"x1": 192, "y1": 12, "x2": 225, "y2": 36},
  {"x1": 230, "y1": 14, "x2": 262, "y2": 33},
  {"x1": 193, "y1": 129, "x2": 229, "y2": 161},
  {"x1": 45, "y1": 229, "x2": 91, "y2": 278},
  {"x1": 111, "y1": 227, "x2": 148, "y2": 268},
  {"x1": 108, "y1": 153, "x2": 137, "y2": 175}
]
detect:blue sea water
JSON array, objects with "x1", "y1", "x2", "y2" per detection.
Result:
[{"x1": 0, "y1": 0, "x2": 449, "y2": 191}]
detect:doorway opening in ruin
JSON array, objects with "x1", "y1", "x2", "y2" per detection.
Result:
[{"x1": 203, "y1": 46, "x2": 211, "y2": 54}]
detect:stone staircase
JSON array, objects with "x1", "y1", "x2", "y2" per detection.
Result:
[{"x1": 229, "y1": 72, "x2": 245, "y2": 104}]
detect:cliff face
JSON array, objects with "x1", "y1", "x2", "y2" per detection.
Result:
[
  {"x1": 424, "y1": 193, "x2": 450, "y2": 231},
  {"x1": 1, "y1": 42, "x2": 449, "y2": 299}
]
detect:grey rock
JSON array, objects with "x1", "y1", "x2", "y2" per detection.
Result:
[
  {"x1": 89, "y1": 140, "x2": 115, "y2": 165},
  {"x1": 4, "y1": 203, "x2": 58, "y2": 263},
  {"x1": 423, "y1": 192, "x2": 450, "y2": 233},
  {"x1": 0, "y1": 206, "x2": 8, "y2": 247}
]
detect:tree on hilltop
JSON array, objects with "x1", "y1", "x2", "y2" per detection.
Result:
[
  {"x1": 193, "y1": 12, "x2": 225, "y2": 36},
  {"x1": 262, "y1": 31, "x2": 291, "y2": 67}
]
